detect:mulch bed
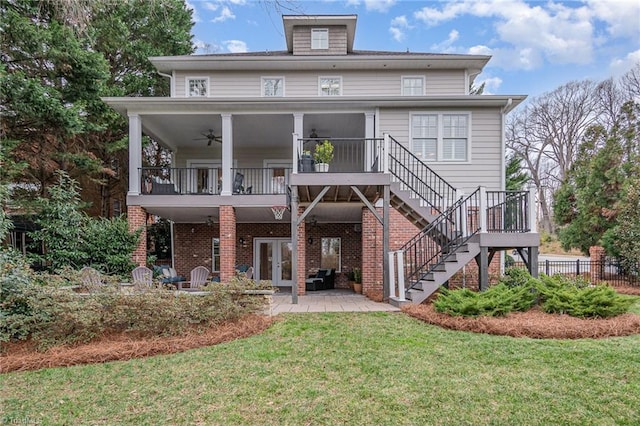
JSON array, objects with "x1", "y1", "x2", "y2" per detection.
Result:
[
  {"x1": 403, "y1": 304, "x2": 640, "y2": 339},
  {"x1": 1, "y1": 314, "x2": 275, "y2": 374}
]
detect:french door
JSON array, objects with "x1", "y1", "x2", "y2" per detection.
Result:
[{"x1": 254, "y1": 238, "x2": 293, "y2": 287}]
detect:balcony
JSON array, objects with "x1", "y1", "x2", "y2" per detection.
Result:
[
  {"x1": 294, "y1": 137, "x2": 385, "y2": 173},
  {"x1": 139, "y1": 167, "x2": 291, "y2": 196}
]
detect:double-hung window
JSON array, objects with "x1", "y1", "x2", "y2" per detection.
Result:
[
  {"x1": 411, "y1": 113, "x2": 470, "y2": 162},
  {"x1": 187, "y1": 77, "x2": 209, "y2": 97},
  {"x1": 319, "y1": 77, "x2": 341, "y2": 96},
  {"x1": 311, "y1": 28, "x2": 328, "y2": 50},
  {"x1": 402, "y1": 77, "x2": 424, "y2": 96},
  {"x1": 262, "y1": 77, "x2": 284, "y2": 97}
]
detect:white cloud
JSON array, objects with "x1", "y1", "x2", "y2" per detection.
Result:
[
  {"x1": 430, "y1": 29, "x2": 460, "y2": 53},
  {"x1": 610, "y1": 49, "x2": 640, "y2": 76},
  {"x1": 228, "y1": 0, "x2": 247, "y2": 5},
  {"x1": 389, "y1": 27, "x2": 405, "y2": 42},
  {"x1": 203, "y1": 2, "x2": 219, "y2": 12},
  {"x1": 468, "y1": 45, "x2": 493, "y2": 56},
  {"x1": 363, "y1": 0, "x2": 397, "y2": 13},
  {"x1": 224, "y1": 40, "x2": 248, "y2": 53},
  {"x1": 185, "y1": 1, "x2": 201, "y2": 23},
  {"x1": 413, "y1": 1, "x2": 601, "y2": 69},
  {"x1": 473, "y1": 75, "x2": 503, "y2": 94},
  {"x1": 391, "y1": 15, "x2": 409, "y2": 28},
  {"x1": 212, "y1": 5, "x2": 235, "y2": 23},
  {"x1": 587, "y1": 0, "x2": 640, "y2": 38}
]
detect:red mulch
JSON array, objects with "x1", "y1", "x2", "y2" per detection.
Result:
[
  {"x1": 1, "y1": 314, "x2": 275, "y2": 374},
  {"x1": 403, "y1": 304, "x2": 640, "y2": 339}
]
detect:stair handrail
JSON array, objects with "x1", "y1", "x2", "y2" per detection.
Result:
[
  {"x1": 387, "y1": 135, "x2": 457, "y2": 213},
  {"x1": 399, "y1": 188, "x2": 482, "y2": 290}
]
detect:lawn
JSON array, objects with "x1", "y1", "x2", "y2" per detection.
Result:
[{"x1": 2, "y1": 312, "x2": 640, "y2": 425}]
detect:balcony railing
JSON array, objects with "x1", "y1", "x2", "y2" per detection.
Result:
[
  {"x1": 139, "y1": 167, "x2": 291, "y2": 195},
  {"x1": 295, "y1": 137, "x2": 384, "y2": 173}
]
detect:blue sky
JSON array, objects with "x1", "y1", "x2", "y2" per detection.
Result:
[{"x1": 186, "y1": 0, "x2": 640, "y2": 98}]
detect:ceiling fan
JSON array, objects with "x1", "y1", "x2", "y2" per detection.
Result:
[{"x1": 194, "y1": 129, "x2": 222, "y2": 146}]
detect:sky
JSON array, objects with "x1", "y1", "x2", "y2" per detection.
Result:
[{"x1": 186, "y1": 0, "x2": 640, "y2": 98}]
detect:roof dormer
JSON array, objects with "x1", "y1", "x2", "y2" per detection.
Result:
[{"x1": 283, "y1": 15, "x2": 357, "y2": 56}]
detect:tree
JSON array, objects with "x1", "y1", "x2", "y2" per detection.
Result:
[
  {"x1": 507, "y1": 80, "x2": 600, "y2": 233},
  {"x1": 1, "y1": 0, "x2": 110, "y2": 198},
  {"x1": 554, "y1": 101, "x2": 639, "y2": 255},
  {"x1": 505, "y1": 153, "x2": 529, "y2": 191}
]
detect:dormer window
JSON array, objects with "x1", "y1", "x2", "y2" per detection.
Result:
[
  {"x1": 187, "y1": 77, "x2": 208, "y2": 97},
  {"x1": 311, "y1": 29, "x2": 329, "y2": 50}
]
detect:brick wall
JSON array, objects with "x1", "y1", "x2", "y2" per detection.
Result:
[
  {"x1": 219, "y1": 206, "x2": 236, "y2": 282},
  {"x1": 173, "y1": 223, "x2": 219, "y2": 278},
  {"x1": 127, "y1": 205, "x2": 147, "y2": 266}
]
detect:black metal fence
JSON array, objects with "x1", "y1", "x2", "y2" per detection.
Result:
[{"x1": 510, "y1": 259, "x2": 640, "y2": 287}]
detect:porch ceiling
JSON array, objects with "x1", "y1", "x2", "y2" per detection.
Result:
[
  {"x1": 139, "y1": 112, "x2": 365, "y2": 151},
  {"x1": 144, "y1": 203, "x2": 363, "y2": 224}
]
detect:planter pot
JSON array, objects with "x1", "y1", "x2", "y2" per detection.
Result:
[
  {"x1": 315, "y1": 163, "x2": 329, "y2": 172},
  {"x1": 353, "y1": 283, "x2": 362, "y2": 294},
  {"x1": 299, "y1": 156, "x2": 315, "y2": 173}
]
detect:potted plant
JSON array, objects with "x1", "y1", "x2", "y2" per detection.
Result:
[
  {"x1": 314, "y1": 139, "x2": 334, "y2": 172},
  {"x1": 352, "y1": 267, "x2": 362, "y2": 294}
]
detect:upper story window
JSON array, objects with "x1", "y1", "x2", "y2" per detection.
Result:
[
  {"x1": 311, "y1": 28, "x2": 329, "y2": 50},
  {"x1": 319, "y1": 77, "x2": 341, "y2": 96},
  {"x1": 411, "y1": 113, "x2": 470, "y2": 162},
  {"x1": 262, "y1": 77, "x2": 284, "y2": 97},
  {"x1": 402, "y1": 77, "x2": 425, "y2": 96},
  {"x1": 187, "y1": 77, "x2": 209, "y2": 97}
]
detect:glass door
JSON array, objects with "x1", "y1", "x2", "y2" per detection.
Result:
[{"x1": 255, "y1": 238, "x2": 292, "y2": 287}]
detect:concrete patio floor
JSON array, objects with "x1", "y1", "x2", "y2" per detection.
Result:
[{"x1": 270, "y1": 289, "x2": 401, "y2": 315}]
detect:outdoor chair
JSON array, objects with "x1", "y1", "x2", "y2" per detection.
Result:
[
  {"x1": 232, "y1": 172, "x2": 244, "y2": 194},
  {"x1": 159, "y1": 265, "x2": 185, "y2": 285},
  {"x1": 80, "y1": 266, "x2": 103, "y2": 292},
  {"x1": 305, "y1": 268, "x2": 335, "y2": 291},
  {"x1": 243, "y1": 266, "x2": 254, "y2": 280},
  {"x1": 188, "y1": 266, "x2": 210, "y2": 289},
  {"x1": 132, "y1": 266, "x2": 154, "y2": 288}
]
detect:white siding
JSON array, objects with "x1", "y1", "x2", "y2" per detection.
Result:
[
  {"x1": 173, "y1": 70, "x2": 467, "y2": 97},
  {"x1": 293, "y1": 26, "x2": 347, "y2": 55},
  {"x1": 379, "y1": 108, "x2": 502, "y2": 193}
]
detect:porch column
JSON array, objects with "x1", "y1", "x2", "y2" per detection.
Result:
[
  {"x1": 219, "y1": 205, "x2": 236, "y2": 281},
  {"x1": 128, "y1": 113, "x2": 142, "y2": 195},
  {"x1": 220, "y1": 113, "x2": 233, "y2": 196},
  {"x1": 362, "y1": 207, "x2": 383, "y2": 294},
  {"x1": 477, "y1": 246, "x2": 489, "y2": 291},
  {"x1": 128, "y1": 205, "x2": 147, "y2": 266},
  {"x1": 296, "y1": 206, "x2": 306, "y2": 297},
  {"x1": 364, "y1": 111, "x2": 375, "y2": 171},
  {"x1": 293, "y1": 113, "x2": 304, "y2": 174}
]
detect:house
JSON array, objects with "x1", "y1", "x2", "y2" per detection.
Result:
[{"x1": 103, "y1": 15, "x2": 539, "y2": 305}]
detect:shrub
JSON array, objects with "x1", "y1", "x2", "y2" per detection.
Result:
[
  {"x1": 536, "y1": 275, "x2": 633, "y2": 318},
  {"x1": 434, "y1": 283, "x2": 536, "y2": 317},
  {"x1": 1, "y1": 273, "x2": 274, "y2": 350},
  {"x1": 434, "y1": 270, "x2": 634, "y2": 319}
]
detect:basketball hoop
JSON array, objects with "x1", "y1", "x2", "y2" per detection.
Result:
[{"x1": 271, "y1": 206, "x2": 287, "y2": 220}]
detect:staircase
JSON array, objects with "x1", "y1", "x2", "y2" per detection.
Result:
[{"x1": 387, "y1": 137, "x2": 482, "y2": 305}]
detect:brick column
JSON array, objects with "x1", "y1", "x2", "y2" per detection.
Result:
[
  {"x1": 362, "y1": 207, "x2": 383, "y2": 294},
  {"x1": 296, "y1": 207, "x2": 306, "y2": 295},
  {"x1": 128, "y1": 205, "x2": 147, "y2": 266},
  {"x1": 589, "y1": 246, "x2": 605, "y2": 283},
  {"x1": 220, "y1": 205, "x2": 236, "y2": 282}
]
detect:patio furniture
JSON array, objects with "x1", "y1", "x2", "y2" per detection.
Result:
[
  {"x1": 305, "y1": 268, "x2": 335, "y2": 291},
  {"x1": 159, "y1": 265, "x2": 186, "y2": 285},
  {"x1": 188, "y1": 266, "x2": 210, "y2": 289},
  {"x1": 243, "y1": 266, "x2": 254, "y2": 279},
  {"x1": 232, "y1": 172, "x2": 244, "y2": 194},
  {"x1": 132, "y1": 266, "x2": 153, "y2": 288},
  {"x1": 80, "y1": 266, "x2": 103, "y2": 292}
]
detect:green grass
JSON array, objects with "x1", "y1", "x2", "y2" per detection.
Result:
[{"x1": 2, "y1": 312, "x2": 640, "y2": 425}]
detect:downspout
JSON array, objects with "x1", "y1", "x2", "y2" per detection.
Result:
[{"x1": 157, "y1": 71, "x2": 173, "y2": 97}]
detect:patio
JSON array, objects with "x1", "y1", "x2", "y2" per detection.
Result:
[{"x1": 270, "y1": 289, "x2": 400, "y2": 315}]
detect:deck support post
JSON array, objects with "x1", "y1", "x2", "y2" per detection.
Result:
[
  {"x1": 290, "y1": 186, "x2": 299, "y2": 304},
  {"x1": 477, "y1": 246, "x2": 489, "y2": 291},
  {"x1": 527, "y1": 245, "x2": 539, "y2": 278}
]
